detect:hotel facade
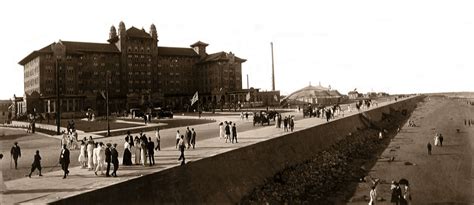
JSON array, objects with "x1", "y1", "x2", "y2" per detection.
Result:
[{"x1": 17, "y1": 22, "x2": 272, "y2": 117}]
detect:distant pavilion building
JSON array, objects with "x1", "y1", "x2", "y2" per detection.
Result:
[{"x1": 282, "y1": 83, "x2": 343, "y2": 106}]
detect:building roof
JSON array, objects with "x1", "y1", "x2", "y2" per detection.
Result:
[
  {"x1": 126, "y1": 27, "x2": 152, "y2": 39},
  {"x1": 201, "y1": 51, "x2": 246, "y2": 63},
  {"x1": 190, "y1": 41, "x2": 209, "y2": 47},
  {"x1": 158, "y1": 46, "x2": 200, "y2": 57},
  {"x1": 284, "y1": 85, "x2": 342, "y2": 101},
  {"x1": 61, "y1": 41, "x2": 120, "y2": 54},
  {"x1": 19, "y1": 41, "x2": 120, "y2": 65}
]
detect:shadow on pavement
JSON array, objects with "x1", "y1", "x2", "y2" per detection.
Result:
[{"x1": 4, "y1": 187, "x2": 89, "y2": 194}]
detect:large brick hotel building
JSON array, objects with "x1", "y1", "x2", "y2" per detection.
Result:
[{"x1": 17, "y1": 21, "x2": 273, "y2": 116}]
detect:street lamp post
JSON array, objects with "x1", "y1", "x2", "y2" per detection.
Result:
[
  {"x1": 106, "y1": 71, "x2": 111, "y2": 137},
  {"x1": 55, "y1": 58, "x2": 61, "y2": 135}
]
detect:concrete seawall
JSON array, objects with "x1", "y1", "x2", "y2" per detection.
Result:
[{"x1": 52, "y1": 96, "x2": 423, "y2": 205}]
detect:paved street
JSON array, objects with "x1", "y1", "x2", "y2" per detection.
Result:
[{"x1": 0, "y1": 99, "x2": 396, "y2": 204}]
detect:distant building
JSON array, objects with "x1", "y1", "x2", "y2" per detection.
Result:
[
  {"x1": 377, "y1": 92, "x2": 389, "y2": 97},
  {"x1": 0, "y1": 99, "x2": 12, "y2": 123},
  {"x1": 18, "y1": 21, "x2": 246, "y2": 116},
  {"x1": 348, "y1": 91, "x2": 361, "y2": 99},
  {"x1": 283, "y1": 83, "x2": 343, "y2": 106}
]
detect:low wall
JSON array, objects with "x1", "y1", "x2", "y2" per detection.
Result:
[{"x1": 52, "y1": 96, "x2": 423, "y2": 205}]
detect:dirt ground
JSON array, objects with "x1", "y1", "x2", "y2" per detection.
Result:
[{"x1": 348, "y1": 96, "x2": 473, "y2": 204}]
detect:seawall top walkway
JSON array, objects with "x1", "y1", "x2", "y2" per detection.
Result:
[{"x1": 0, "y1": 97, "x2": 411, "y2": 204}]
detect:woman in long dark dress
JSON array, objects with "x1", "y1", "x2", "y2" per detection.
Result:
[{"x1": 122, "y1": 140, "x2": 133, "y2": 165}]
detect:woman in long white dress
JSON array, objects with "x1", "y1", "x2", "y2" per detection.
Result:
[
  {"x1": 93, "y1": 143, "x2": 99, "y2": 171},
  {"x1": 219, "y1": 122, "x2": 225, "y2": 139},
  {"x1": 434, "y1": 133, "x2": 440, "y2": 146},
  {"x1": 134, "y1": 136, "x2": 141, "y2": 165},
  {"x1": 87, "y1": 140, "x2": 94, "y2": 170},
  {"x1": 95, "y1": 143, "x2": 105, "y2": 175},
  {"x1": 78, "y1": 141, "x2": 87, "y2": 168}
]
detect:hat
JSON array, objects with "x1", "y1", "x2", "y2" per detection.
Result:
[{"x1": 106, "y1": 143, "x2": 112, "y2": 147}]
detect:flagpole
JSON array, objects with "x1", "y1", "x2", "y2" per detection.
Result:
[{"x1": 106, "y1": 71, "x2": 110, "y2": 137}]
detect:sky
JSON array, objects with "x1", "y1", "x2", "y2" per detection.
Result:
[{"x1": 0, "y1": 0, "x2": 473, "y2": 100}]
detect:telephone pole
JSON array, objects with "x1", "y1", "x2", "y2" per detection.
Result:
[
  {"x1": 106, "y1": 71, "x2": 110, "y2": 137},
  {"x1": 271, "y1": 42, "x2": 275, "y2": 91}
]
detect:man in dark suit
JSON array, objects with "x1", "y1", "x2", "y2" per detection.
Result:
[
  {"x1": 59, "y1": 144, "x2": 70, "y2": 179},
  {"x1": 105, "y1": 143, "x2": 112, "y2": 177},
  {"x1": 10, "y1": 142, "x2": 21, "y2": 169},
  {"x1": 147, "y1": 137, "x2": 155, "y2": 166},
  {"x1": 111, "y1": 144, "x2": 119, "y2": 177}
]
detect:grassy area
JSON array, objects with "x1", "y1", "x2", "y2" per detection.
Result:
[
  {"x1": 33, "y1": 119, "x2": 142, "y2": 132},
  {"x1": 95, "y1": 118, "x2": 215, "y2": 137}
]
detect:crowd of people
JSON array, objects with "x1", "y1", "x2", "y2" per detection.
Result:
[
  {"x1": 218, "y1": 121, "x2": 238, "y2": 143},
  {"x1": 367, "y1": 176, "x2": 412, "y2": 205},
  {"x1": 274, "y1": 114, "x2": 295, "y2": 132},
  {"x1": 76, "y1": 137, "x2": 120, "y2": 178}
]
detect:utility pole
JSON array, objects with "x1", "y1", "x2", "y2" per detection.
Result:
[
  {"x1": 106, "y1": 71, "x2": 111, "y2": 137},
  {"x1": 55, "y1": 58, "x2": 61, "y2": 135},
  {"x1": 271, "y1": 42, "x2": 275, "y2": 91}
]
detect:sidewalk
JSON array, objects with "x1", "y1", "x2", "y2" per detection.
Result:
[{"x1": 0, "y1": 98, "x2": 402, "y2": 204}]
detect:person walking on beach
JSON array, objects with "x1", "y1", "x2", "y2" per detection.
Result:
[
  {"x1": 434, "y1": 133, "x2": 440, "y2": 146},
  {"x1": 28, "y1": 150, "x2": 42, "y2": 178},
  {"x1": 10, "y1": 142, "x2": 21, "y2": 169},
  {"x1": 369, "y1": 185, "x2": 377, "y2": 205},
  {"x1": 391, "y1": 181, "x2": 402, "y2": 205},
  {"x1": 59, "y1": 144, "x2": 70, "y2": 179},
  {"x1": 427, "y1": 142, "x2": 432, "y2": 155},
  {"x1": 439, "y1": 134, "x2": 444, "y2": 147}
]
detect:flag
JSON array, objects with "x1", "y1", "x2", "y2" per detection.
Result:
[
  {"x1": 273, "y1": 95, "x2": 278, "y2": 102},
  {"x1": 246, "y1": 92, "x2": 251, "y2": 101},
  {"x1": 191, "y1": 91, "x2": 199, "y2": 106}
]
